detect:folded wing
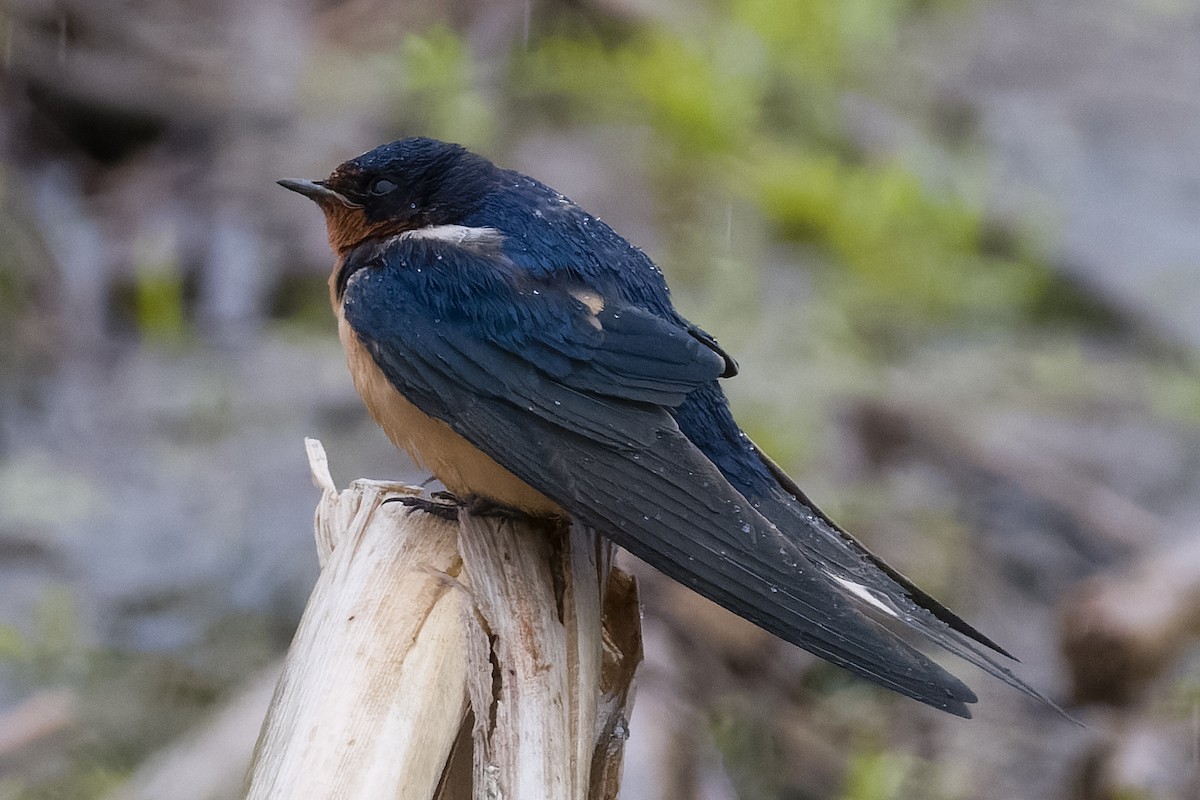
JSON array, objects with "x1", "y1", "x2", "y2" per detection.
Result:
[{"x1": 341, "y1": 237, "x2": 1015, "y2": 716}]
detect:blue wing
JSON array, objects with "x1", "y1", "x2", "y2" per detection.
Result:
[{"x1": 341, "y1": 232, "x2": 1017, "y2": 717}]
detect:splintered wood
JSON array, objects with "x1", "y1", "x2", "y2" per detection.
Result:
[{"x1": 243, "y1": 439, "x2": 642, "y2": 800}]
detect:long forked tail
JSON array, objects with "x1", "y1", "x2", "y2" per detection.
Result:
[{"x1": 746, "y1": 441, "x2": 1070, "y2": 717}]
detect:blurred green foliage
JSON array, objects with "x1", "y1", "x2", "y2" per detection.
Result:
[
  {"x1": 710, "y1": 703, "x2": 786, "y2": 799},
  {"x1": 0, "y1": 168, "x2": 51, "y2": 381},
  {"x1": 522, "y1": 29, "x2": 765, "y2": 160},
  {"x1": 840, "y1": 747, "x2": 917, "y2": 800},
  {"x1": 389, "y1": 0, "x2": 1054, "y2": 350},
  {"x1": 0, "y1": 623, "x2": 23, "y2": 661},
  {"x1": 11, "y1": 764, "x2": 124, "y2": 800},
  {"x1": 754, "y1": 152, "x2": 1048, "y2": 328},
  {"x1": 1, "y1": 586, "x2": 87, "y2": 689},
  {"x1": 118, "y1": 229, "x2": 185, "y2": 341},
  {"x1": 132, "y1": 267, "x2": 185, "y2": 342},
  {"x1": 2, "y1": 607, "x2": 283, "y2": 800},
  {"x1": 394, "y1": 26, "x2": 496, "y2": 150}
]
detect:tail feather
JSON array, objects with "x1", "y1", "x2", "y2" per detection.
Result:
[
  {"x1": 511, "y1": 422, "x2": 984, "y2": 716},
  {"x1": 753, "y1": 444, "x2": 1016, "y2": 657},
  {"x1": 745, "y1": 441, "x2": 1065, "y2": 710}
]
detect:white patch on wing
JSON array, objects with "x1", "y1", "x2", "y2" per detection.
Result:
[
  {"x1": 830, "y1": 575, "x2": 900, "y2": 618},
  {"x1": 569, "y1": 289, "x2": 604, "y2": 315},
  {"x1": 570, "y1": 289, "x2": 605, "y2": 331},
  {"x1": 400, "y1": 225, "x2": 504, "y2": 249}
]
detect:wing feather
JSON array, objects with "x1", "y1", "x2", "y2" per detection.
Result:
[{"x1": 342, "y1": 243, "x2": 988, "y2": 715}]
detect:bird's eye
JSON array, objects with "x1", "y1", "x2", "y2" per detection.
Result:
[{"x1": 369, "y1": 178, "x2": 398, "y2": 196}]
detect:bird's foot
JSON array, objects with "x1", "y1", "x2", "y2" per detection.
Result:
[
  {"x1": 383, "y1": 492, "x2": 564, "y2": 528},
  {"x1": 384, "y1": 492, "x2": 462, "y2": 522},
  {"x1": 461, "y1": 494, "x2": 567, "y2": 529},
  {"x1": 461, "y1": 494, "x2": 530, "y2": 521}
]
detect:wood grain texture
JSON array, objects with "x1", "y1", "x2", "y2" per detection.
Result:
[
  {"x1": 244, "y1": 439, "x2": 641, "y2": 799},
  {"x1": 246, "y1": 443, "x2": 468, "y2": 800}
]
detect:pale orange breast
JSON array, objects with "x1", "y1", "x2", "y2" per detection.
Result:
[{"x1": 335, "y1": 307, "x2": 564, "y2": 516}]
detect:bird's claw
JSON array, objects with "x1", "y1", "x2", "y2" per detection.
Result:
[
  {"x1": 382, "y1": 492, "x2": 552, "y2": 526},
  {"x1": 462, "y1": 495, "x2": 566, "y2": 530},
  {"x1": 384, "y1": 493, "x2": 462, "y2": 522},
  {"x1": 381, "y1": 491, "x2": 559, "y2": 527},
  {"x1": 461, "y1": 494, "x2": 532, "y2": 520}
]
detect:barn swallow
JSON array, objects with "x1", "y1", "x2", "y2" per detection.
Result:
[{"x1": 280, "y1": 137, "x2": 1049, "y2": 718}]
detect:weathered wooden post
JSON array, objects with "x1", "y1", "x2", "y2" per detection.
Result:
[{"x1": 243, "y1": 439, "x2": 642, "y2": 799}]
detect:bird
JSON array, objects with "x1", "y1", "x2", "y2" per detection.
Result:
[{"x1": 279, "y1": 136, "x2": 1049, "y2": 718}]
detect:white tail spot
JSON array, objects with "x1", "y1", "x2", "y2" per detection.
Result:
[{"x1": 830, "y1": 575, "x2": 899, "y2": 618}]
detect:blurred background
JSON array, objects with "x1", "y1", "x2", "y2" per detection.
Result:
[{"x1": 2, "y1": 0, "x2": 1199, "y2": 797}]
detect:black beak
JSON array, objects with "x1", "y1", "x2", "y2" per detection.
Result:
[{"x1": 277, "y1": 179, "x2": 362, "y2": 209}]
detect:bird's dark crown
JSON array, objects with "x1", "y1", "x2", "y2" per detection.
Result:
[
  {"x1": 325, "y1": 137, "x2": 496, "y2": 228},
  {"x1": 279, "y1": 137, "x2": 502, "y2": 255}
]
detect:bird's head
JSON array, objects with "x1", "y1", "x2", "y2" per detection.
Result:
[{"x1": 279, "y1": 137, "x2": 496, "y2": 255}]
